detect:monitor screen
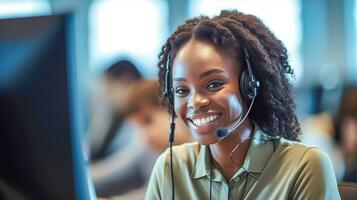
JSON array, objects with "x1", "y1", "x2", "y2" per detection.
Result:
[{"x1": 0, "y1": 14, "x2": 89, "y2": 200}]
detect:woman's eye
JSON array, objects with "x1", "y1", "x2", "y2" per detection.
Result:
[
  {"x1": 207, "y1": 80, "x2": 224, "y2": 90},
  {"x1": 175, "y1": 87, "x2": 189, "y2": 96}
]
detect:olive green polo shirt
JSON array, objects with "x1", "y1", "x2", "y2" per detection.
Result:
[{"x1": 145, "y1": 126, "x2": 341, "y2": 200}]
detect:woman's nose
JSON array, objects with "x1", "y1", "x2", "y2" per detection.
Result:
[{"x1": 187, "y1": 91, "x2": 209, "y2": 110}]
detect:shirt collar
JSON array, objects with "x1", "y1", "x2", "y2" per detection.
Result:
[{"x1": 191, "y1": 124, "x2": 276, "y2": 179}]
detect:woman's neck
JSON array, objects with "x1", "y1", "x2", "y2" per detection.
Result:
[{"x1": 209, "y1": 121, "x2": 253, "y2": 181}]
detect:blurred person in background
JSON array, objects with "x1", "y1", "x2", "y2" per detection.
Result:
[
  {"x1": 336, "y1": 86, "x2": 357, "y2": 182},
  {"x1": 89, "y1": 60, "x2": 142, "y2": 161},
  {"x1": 88, "y1": 59, "x2": 144, "y2": 196},
  {"x1": 124, "y1": 80, "x2": 191, "y2": 153},
  {"x1": 92, "y1": 79, "x2": 191, "y2": 199}
]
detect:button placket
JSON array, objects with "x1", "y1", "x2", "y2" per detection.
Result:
[{"x1": 220, "y1": 182, "x2": 229, "y2": 200}]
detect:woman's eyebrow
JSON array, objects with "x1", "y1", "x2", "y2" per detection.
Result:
[{"x1": 199, "y1": 68, "x2": 224, "y2": 79}]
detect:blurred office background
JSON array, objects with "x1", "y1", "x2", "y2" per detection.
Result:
[{"x1": 0, "y1": 0, "x2": 356, "y2": 199}]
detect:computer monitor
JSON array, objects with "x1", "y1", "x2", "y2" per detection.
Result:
[{"x1": 0, "y1": 14, "x2": 93, "y2": 200}]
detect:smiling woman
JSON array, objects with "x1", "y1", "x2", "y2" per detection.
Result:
[{"x1": 145, "y1": 10, "x2": 341, "y2": 200}]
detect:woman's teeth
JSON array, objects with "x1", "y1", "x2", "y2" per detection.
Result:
[{"x1": 191, "y1": 114, "x2": 219, "y2": 126}]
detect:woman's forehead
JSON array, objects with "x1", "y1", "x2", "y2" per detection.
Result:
[{"x1": 172, "y1": 39, "x2": 240, "y2": 79}]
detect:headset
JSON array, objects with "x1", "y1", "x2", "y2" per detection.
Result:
[
  {"x1": 240, "y1": 47, "x2": 260, "y2": 101},
  {"x1": 163, "y1": 45, "x2": 260, "y2": 200}
]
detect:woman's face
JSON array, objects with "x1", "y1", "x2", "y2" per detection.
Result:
[{"x1": 172, "y1": 39, "x2": 244, "y2": 144}]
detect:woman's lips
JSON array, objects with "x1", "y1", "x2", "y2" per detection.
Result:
[{"x1": 187, "y1": 113, "x2": 222, "y2": 133}]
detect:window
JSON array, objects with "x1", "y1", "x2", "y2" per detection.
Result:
[
  {"x1": 89, "y1": 0, "x2": 168, "y2": 77},
  {"x1": 0, "y1": 1, "x2": 51, "y2": 18}
]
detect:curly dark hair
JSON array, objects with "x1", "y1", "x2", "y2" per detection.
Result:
[{"x1": 158, "y1": 10, "x2": 301, "y2": 141}]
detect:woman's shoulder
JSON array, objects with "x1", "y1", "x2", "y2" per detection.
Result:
[
  {"x1": 278, "y1": 137, "x2": 326, "y2": 155},
  {"x1": 275, "y1": 139, "x2": 340, "y2": 199},
  {"x1": 276, "y1": 137, "x2": 333, "y2": 171}
]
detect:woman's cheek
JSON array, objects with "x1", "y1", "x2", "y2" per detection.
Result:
[
  {"x1": 217, "y1": 92, "x2": 243, "y2": 121},
  {"x1": 228, "y1": 94, "x2": 243, "y2": 119},
  {"x1": 174, "y1": 99, "x2": 187, "y2": 121}
]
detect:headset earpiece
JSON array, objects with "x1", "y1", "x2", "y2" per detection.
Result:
[
  {"x1": 240, "y1": 47, "x2": 260, "y2": 101},
  {"x1": 240, "y1": 69, "x2": 259, "y2": 100}
]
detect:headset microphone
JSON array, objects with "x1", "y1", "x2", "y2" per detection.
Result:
[{"x1": 216, "y1": 128, "x2": 229, "y2": 138}]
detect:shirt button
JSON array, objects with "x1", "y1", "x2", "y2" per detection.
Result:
[{"x1": 234, "y1": 177, "x2": 240, "y2": 182}]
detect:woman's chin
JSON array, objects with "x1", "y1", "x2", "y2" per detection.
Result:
[{"x1": 192, "y1": 133, "x2": 218, "y2": 145}]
